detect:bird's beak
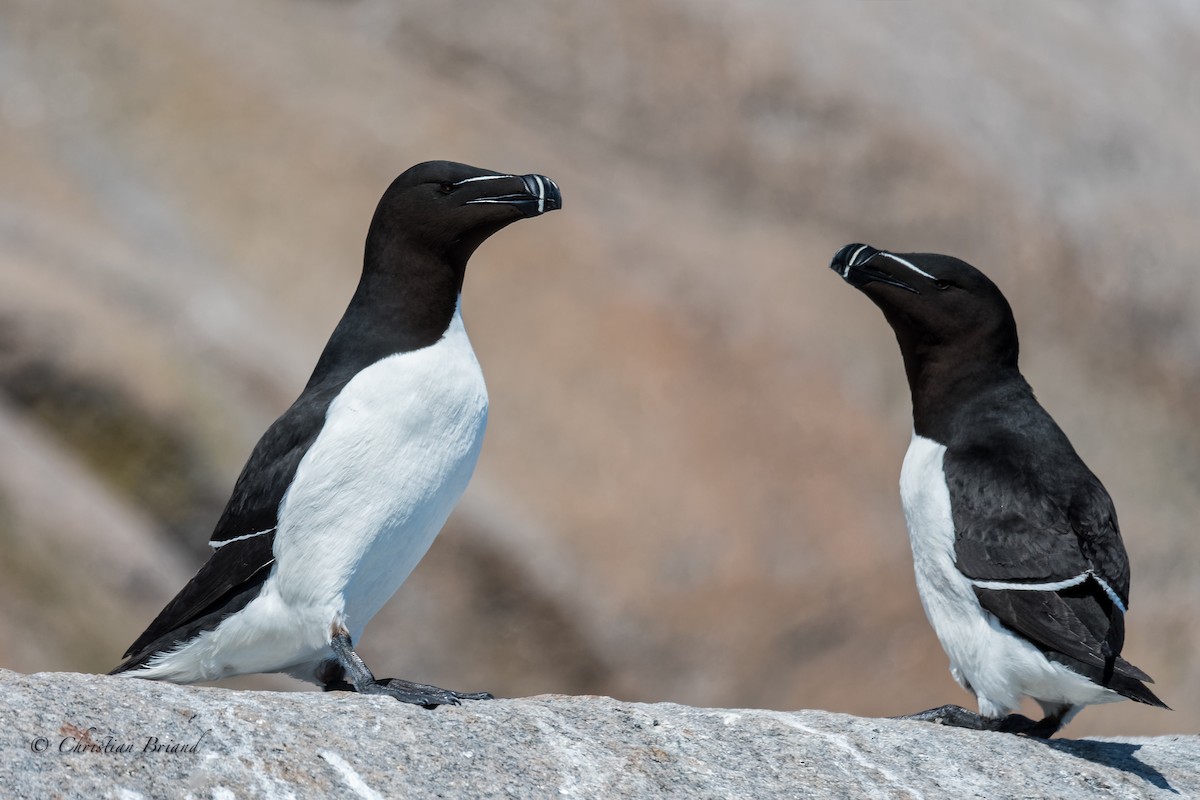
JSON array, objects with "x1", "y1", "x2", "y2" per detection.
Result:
[
  {"x1": 464, "y1": 174, "x2": 563, "y2": 218},
  {"x1": 830, "y1": 243, "x2": 919, "y2": 294}
]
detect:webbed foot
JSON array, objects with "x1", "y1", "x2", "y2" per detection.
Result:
[{"x1": 323, "y1": 625, "x2": 492, "y2": 708}]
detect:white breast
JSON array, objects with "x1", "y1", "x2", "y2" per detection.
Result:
[
  {"x1": 898, "y1": 432, "x2": 1117, "y2": 718},
  {"x1": 125, "y1": 303, "x2": 487, "y2": 684},
  {"x1": 271, "y1": 304, "x2": 488, "y2": 640}
]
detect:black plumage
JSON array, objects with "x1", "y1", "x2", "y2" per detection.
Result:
[{"x1": 830, "y1": 243, "x2": 1166, "y2": 737}]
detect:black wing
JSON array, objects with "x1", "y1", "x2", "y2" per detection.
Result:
[
  {"x1": 943, "y1": 436, "x2": 1134, "y2": 669},
  {"x1": 112, "y1": 383, "x2": 344, "y2": 672},
  {"x1": 943, "y1": 404, "x2": 1165, "y2": 707}
]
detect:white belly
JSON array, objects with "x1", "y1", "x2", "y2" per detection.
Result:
[
  {"x1": 272, "y1": 310, "x2": 488, "y2": 639},
  {"x1": 899, "y1": 432, "x2": 1118, "y2": 718},
  {"x1": 133, "y1": 305, "x2": 487, "y2": 683}
]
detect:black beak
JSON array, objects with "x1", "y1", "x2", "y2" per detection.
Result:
[
  {"x1": 830, "y1": 243, "x2": 919, "y2": 294},
  {"x1": 466, "y1": 174, "x2": 562, "y2": 218}
]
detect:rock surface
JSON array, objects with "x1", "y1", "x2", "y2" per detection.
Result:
[{"x1": 1, "y1": 669, "x2": 1195, "y2": 799}]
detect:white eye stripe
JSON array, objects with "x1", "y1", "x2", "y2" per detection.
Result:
[
  {"x1": 969, "y1": 571, "x2": 1127, "y2": 614},
  {"x1": 878, "y1": 252, "x2": 937, "y2": 281},
  {"x1": 451, "y1": 174, "x2": 514, "y2": 186}
]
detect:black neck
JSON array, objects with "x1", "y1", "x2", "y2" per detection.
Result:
[
  {"x1": 907, "y1": 352, "x2": 1027, "y2": 441},
  {"x1": 303, "y1": 240, "x2": 462, "y2": 393},
  {"x1": 881, "y1": 300, "x2": 1021, "y2": 442}
]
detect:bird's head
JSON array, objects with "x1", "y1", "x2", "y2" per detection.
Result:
[
  {"x1": 830, "y1": 243, "x2": 1020, "y2": 377},
  {"x1": 367, "y1": 160, "x2": 562, "y2": 278}
]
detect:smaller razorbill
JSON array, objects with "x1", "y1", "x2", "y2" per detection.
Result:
[
  {"x1": 111, "y1": 161, "x2": 561, "y2": 706},
  {"x1": 830, "y1": 243, "x2": 1167, "y2": 737}
]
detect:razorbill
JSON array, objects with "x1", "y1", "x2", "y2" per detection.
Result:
[
  {"x1": 111, "y1": 161, "x2": 561, "y2": 706},
  {"x1": 830, "y1": 243, "x2": 1167, "y2": 737}
]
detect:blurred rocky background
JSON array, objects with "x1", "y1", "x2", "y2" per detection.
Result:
[{"x1": 0, "y1": 0, "x2": 1196, "y2": 737}]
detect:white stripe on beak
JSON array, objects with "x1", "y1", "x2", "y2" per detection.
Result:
[
  {"x1": 844, "y1": 244, "x2": 872, "y2": 277},
  {"x1": 533, "y1": 175, "x2": 545, "y2": 214}
]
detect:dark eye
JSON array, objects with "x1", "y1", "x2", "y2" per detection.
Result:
[
  {"x1": 438, "y1": 182, "x2": 455, "y2": 194},
  {"x1": 933, "y1": 279, "x2": 951, "y2": 291}
]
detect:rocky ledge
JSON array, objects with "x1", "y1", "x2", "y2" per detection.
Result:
[{"x1": 1, "y1": 669, "x2": 1195, "y2": 799}]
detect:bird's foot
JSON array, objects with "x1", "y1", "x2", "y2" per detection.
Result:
[
  {"x1": 893, "y1": 704, "x2": 991, "y2": 729},
  {"x1": 365, "y1": 678, "x2": 493, "y2": 708},
  {"x1": 993, "y1": 712, "x2": 1062, "y2": 739},
  {"x1": 324, "y1": 625, "x2": 493, "y2": 708},
  {"x1": 894, "y1": 705, "x2": 1061, "y2": 739},
  {"x1": 994, "y1": 713, "x2": 1042, "y2": 736},
  {"x1": 323, "y1": 674, "x2": 491, "y2": 708}
]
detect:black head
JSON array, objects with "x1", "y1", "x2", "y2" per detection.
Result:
[
  {"x1": 307, "y1": 162, "x2": 561, "y2": 382},
  {"x1": 830, "y1": 243, "x2": 1020, "y2": 394},
  {"x1": 355, "y1": 160, "x2": 560, "y2": 339},
  {"x1": 366, "y1": 160, "x2": 562, "y2": 284}
]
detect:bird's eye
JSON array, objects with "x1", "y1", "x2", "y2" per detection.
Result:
[
  {"x1": 438, "y1": 182, "x2": 455, "y2": 194},
  {"x1": 933, "y1": 280, "x2": 951, "y2": 291}
]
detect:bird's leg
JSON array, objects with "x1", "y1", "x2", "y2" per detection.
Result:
[
  {"x1": 324, "y1": 625, "x2": 493, "y2": 708},
  {"x1": 894, "y1": 704, "x2": 1064, "y2": 738}
]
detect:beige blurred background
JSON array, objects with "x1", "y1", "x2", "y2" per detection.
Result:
[{"x1": 1, "y1": 0, "x2": 1196, "y2": 737}]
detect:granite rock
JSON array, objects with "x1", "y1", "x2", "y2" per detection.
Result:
[{"x1": 1, "y1": 669, "x2": 1195, "y2": 799}]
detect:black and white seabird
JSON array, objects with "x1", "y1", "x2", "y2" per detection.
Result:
[
  {"x1": 830, "y1": 243, "x2": 1167, "y2": 737},
  {"x1": 111, "y1": 161, "x2": 561, "y2": 706}
]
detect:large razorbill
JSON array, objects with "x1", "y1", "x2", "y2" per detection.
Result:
[
  {"x1": 830, "y1": 243, "x2": 1166, "y2": 737},
  {"x1": 112, "y1": 161, "x2": 561, "y2": 706}
]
